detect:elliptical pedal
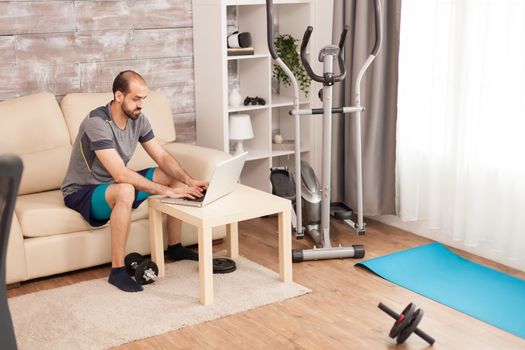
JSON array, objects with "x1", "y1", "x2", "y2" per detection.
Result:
[
  {"x1": 270, "y1": 167, "x2": 304, "y2": 239},
  {"x1": 270, "y1": 167, "x2": 295, "y2": 201},
  {"x1": 330, "y1": 202, "x2": 353, "y2": 220}
]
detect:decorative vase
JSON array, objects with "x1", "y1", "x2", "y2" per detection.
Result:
[{"x1": 229, "y1": 89, "x2": 242, "y2": 107}]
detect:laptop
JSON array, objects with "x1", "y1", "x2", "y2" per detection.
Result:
[{"x1": 160, "y1": 152, "x2": 248, "y2": 207}]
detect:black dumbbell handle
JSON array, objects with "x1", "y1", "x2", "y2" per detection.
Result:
[
  {"x1": 143, "y1": 268, "x2": 157, "y2": 281},
  {"x1": 378, "y1": 303, "x2": 435, "y2": 345}
]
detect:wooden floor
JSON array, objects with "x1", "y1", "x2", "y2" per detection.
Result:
[{"x1": 8, "y1": 218, "x2": 525, "y2": 349}]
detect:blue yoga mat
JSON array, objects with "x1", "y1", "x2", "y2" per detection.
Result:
[{"x1": 356, "y1": 242, "x2": 525, "y2": 339}]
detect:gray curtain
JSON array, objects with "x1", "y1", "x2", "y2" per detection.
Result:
[{"x1": 331, "y1": 0, "x2": 401, "y2": 216}]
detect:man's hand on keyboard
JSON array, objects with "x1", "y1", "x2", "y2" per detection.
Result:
[
  {"x1": 164, "y1": 185, "x2": 202, "y2": 199},
  {"x1": 187, "y1": 178, "x2": 209, "y2": 191}
]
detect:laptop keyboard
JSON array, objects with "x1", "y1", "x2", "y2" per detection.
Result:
[{"x1": 186, "y1": 189, "x2": 207, "y2": 202}]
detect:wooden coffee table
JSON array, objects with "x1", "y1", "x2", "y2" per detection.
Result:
[{"x1": 147, "y1": 184, "x2": 292, "y2": 305}]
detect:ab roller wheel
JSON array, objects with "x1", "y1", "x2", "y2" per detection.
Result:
[{"x1": 378, "y1": 302, "x2": 435, "y2": 345}]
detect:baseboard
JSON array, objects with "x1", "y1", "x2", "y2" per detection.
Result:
[{"x1": 7, "y1": 282, "x2": 21, "y2": 290}]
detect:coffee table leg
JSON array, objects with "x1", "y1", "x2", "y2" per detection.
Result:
[
  {"x1": 226, "y1": 222, "x2": 239, "y2": 258},
  {"x1": 148, "y1": 207, "x2": 165, "y2": 278},
  {"x1": 278, "y1": 209, "x2": 292, "y2": 282},
  {"x1": 198, "y1": 225, "x2": 214, "y2": 305}
]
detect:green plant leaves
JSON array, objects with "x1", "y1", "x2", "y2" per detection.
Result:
[{"x1": 273, "y1": 34, "x2": 311, "y2": 97}]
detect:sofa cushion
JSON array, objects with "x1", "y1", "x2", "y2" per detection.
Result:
[
  {"x1": 15, "y1": 190, "x2": 148, "y2": 238},
  {"x1": 0, "y1": 93, "x2": 72, "y2": 195},
  {"x1": 19, "y1": 146, "x2": 72, "y2": 195}
]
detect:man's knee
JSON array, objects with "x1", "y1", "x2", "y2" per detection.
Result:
[{"x1": 111, "y1": 183, "x2": 135, "y2": 206}]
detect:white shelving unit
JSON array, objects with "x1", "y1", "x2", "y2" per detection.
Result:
[{"x1": 193, "y1": 0, "x2": 318, "y2": 192}]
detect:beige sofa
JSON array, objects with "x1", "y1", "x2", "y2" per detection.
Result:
[{"x1": 0, "y1": 91, "x2": 230, "y2": 285}]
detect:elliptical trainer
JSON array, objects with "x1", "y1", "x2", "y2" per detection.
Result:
[{"x1": 266, "y1": 0, "x2": 383, "y2": 262}]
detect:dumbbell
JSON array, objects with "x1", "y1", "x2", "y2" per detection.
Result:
[
  {"x1": 124, "y1": 252, "x2": 159, "y2": 285},
  {"x1": 378, "y1": 302, "x2": 435, "y2": 345}
]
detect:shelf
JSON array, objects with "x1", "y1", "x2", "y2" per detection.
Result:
[
  {"x1": 271, "y1": 146, "x2": 310, "y2": 158},
  {"x1": 271, "y1": 94, "x2": 310, "y2": 107},
  {"x1": 245, "y1": 150, "x2": 271, "y2": 161},
  {"x1": 228, "y1": 104, "x2": 269, "y2": 113},
  {"x1": 228, "y1": 150, "x2": 269, "y2": 161},
  {"x1": 227, "y1": 53, "x2": 269, "y2": 61}
]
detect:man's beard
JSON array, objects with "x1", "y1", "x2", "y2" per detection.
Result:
[{"x1": 121, "y1": 104, "x2": 141, "y2": 120}]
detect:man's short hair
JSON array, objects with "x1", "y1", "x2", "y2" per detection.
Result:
[{"x1": 112, "y1": 70, "x2": 146, "y2": 96}]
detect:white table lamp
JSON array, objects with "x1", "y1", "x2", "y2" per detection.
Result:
[{"x1": 229, "y1": 113, "x2": 254, "y2": 155}]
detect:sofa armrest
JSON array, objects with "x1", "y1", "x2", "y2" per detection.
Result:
[{"x1": 162, "y1": 143, "x2": 231, "y2": 181}]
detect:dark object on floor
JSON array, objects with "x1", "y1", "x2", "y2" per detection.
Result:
[
  {"x1": 378, "y1": 302, "x2": 435, "y2": 345},
  {"x1": 1, "y1": 154, "x2": 23, "y2": 350},
  {"x1": 213, "y1": 258, "x2": 236, "y2": 274},
  {"x1": 329, "y1": 202, "x2": 353, "y2": 220},
  {"x1": 124, "y1": 252, "x2": 159, "y2": 285}
]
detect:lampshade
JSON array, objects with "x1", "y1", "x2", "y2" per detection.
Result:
[{"x1": 229, "y1": 114, "x2": 254, "y2": 140}]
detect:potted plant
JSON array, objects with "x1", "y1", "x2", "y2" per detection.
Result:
[{"x1": 273, "y1": 34, "x2": 311, "y2": 97}]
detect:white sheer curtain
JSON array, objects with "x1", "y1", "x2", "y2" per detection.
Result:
[{"x1": 397, "y1": 0, "x2": 525, "y2": 265}]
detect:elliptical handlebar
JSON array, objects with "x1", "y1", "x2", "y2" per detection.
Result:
[
  {"x1": 265, "y1": 0, "x2": 278, "y2": 60},
  {"x1": 298, "y1": 0, "x2": 382, "y2": 85},
  {"x1": 266, "y1": 0, "x2": 304, "y2": 238},
  {"x1": 301, "y1": 25, "x2": 348, "y2": 84},
  {"x1": 266, "y1": 0, "x2": 382, "y2": 81},
  {"x1": 372, "y1": 0, "x2": 383, "y2": 56},
  {"x1": 335, "y1": 26, "x2": 348, "y2": 82},
  {"x1": 300, "y1": 27, "x2": 324, "y2": 83}
]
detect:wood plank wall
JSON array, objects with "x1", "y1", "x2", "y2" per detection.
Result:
[{"x1": 0, "y1": 0, "x2": 199, "y2": 143}]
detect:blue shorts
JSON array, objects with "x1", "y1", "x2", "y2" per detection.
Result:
[{"x1": 64, "y1": 168, "x2": 156, "y2": 227}]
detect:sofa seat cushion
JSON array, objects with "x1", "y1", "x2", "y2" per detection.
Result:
[{"x1": 16, "y1": 190, "x2": 148, "y2": 238}]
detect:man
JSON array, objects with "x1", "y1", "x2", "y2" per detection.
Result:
[{"x1": 61, "y1": 70, "x2": 207, "y2": 292}]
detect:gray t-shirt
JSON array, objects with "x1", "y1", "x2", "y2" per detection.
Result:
[{"x1": 61, "y1": 102, "x2": 154, "y2": 197}]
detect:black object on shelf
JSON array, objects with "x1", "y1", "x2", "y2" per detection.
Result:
[{"x1": 244, "y1": 96, "x2": 266, "y2": 105}]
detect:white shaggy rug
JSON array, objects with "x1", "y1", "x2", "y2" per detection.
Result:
[{"x1": 8, "y1": 257, "x2": 310, "y2": 350}]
